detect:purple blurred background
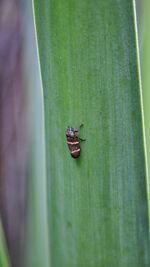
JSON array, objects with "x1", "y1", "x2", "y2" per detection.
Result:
[{"x1": 0, "y1": 1, "x2": 26, "y2": 267}]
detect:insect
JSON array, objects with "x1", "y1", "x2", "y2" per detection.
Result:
[{"x1": 66, "y1": 124, "x2": 85, "y2": 159}]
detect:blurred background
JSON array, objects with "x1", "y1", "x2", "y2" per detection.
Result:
[
  {"x1": 0, "y1": 1, "x2": 26, "y2": 267},
  {"x1": 0, "y1": 1, "x2": 149, "y2": 267}
]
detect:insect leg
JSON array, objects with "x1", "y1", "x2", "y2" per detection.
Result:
[
  {"x1": 79, "y1": 123, "x2": 84, "y2": 129},
  {"x1": 74, "y1": 124, "x2": 84, "y2": 133},
  {"x1": 79, "y1": 137, "x2": 86, "y2": 142},
  {"x1": 77, "y1": 124, "x2": 86, "y2": 140}
]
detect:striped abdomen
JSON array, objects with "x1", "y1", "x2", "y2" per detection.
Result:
[{"x1": 67, "y1": 136, "x2": 80, "y2": 158}]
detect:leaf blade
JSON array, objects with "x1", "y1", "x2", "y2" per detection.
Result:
[
  {"x1": 33, "y1": 1, "x2": 150, "y2": 266},
  {"x1": 0, "y1": 221, "x2": 10, "y2": 267}
]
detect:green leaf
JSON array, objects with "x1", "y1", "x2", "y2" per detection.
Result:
[
  {"x1": 31, "y1": 0, "x2": 150, "y2": 266},
  {"x1": 0, "y1": 221, "x2": 10, "y2": 267},
  {"x1": 24, "y1": 1, "x2": 50, "y2": 267},
  {"x1": 141, "y1": 0, "x2": 150, "y2": 219}
]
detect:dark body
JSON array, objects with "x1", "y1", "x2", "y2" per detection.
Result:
[
  {"x1": 66, "y1": 127, "x2": 81, "y2": 158},
  {"x1": 67, "y1": 136, "x2": 80, "y2": 158}
]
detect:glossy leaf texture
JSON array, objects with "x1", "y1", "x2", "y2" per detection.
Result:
[
  {"x1": 24, "y1": 1, "x2": 50, "y2": 267},
  {"x1": 32, "y1": 0, "x2": 150, "y2": 266}
]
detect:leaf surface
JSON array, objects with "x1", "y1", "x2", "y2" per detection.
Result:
[{"x1": 32, "y1": 1, "x2": 150, "y2": 266}]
